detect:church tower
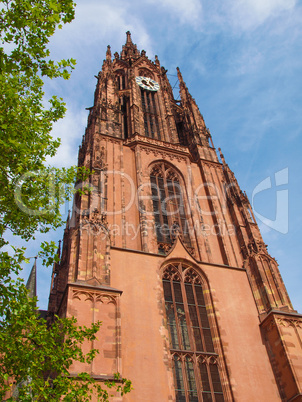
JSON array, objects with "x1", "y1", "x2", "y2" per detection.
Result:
[{"x1": 48, "y1": 32, "x2": 302, "y2": 401}]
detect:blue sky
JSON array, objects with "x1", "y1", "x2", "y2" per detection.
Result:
[{"x1": 18, "y1": 0, "x2": 301, "y2": 312}]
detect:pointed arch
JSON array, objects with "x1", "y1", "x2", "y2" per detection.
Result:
[
  {"x1": 161, "y1": 261, "x2": 225, "y2": 401},
  {"x1": 138, "y1": 68, "x2": 154, "y2": 79},
  {"x1": 114, "y1": 68, "x2": 130, "y2": 139},
  {"x1": 115, "y1": 69, "x2": 127, "y2": 90},
  {"x1": 150, "y1": 162, "x2": 192, "y2": 254}
]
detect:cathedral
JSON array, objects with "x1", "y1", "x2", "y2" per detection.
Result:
[{"x1": 48, "y1": 32, "x2": 302, "y2": 401}]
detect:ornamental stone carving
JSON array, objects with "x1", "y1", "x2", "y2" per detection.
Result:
[{"x1": 72, "y1": 289, "x2": 118, "y2": 305}]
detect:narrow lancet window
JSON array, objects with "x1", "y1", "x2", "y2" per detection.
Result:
[{"x1": 140, "y1": 88, "x2": 161, "y2": 140}]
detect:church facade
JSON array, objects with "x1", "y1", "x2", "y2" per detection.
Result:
[{"x1": 48, "y1": 32, "x2": 302, "y2": 401}]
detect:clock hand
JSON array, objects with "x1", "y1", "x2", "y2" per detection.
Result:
[{"x1": 146, "y1": 78, "x2": 154, "y2": 87}]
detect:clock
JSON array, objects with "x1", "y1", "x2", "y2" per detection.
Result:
[{"x1": 136, "y1": 76, "x2": 160, "y2": 91}]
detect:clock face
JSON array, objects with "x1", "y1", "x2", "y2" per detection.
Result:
[{"x1": 136, "y1": 76, "x2": 160, "y2": 91}]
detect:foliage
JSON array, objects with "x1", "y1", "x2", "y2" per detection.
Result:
[
  {"x1": 0, "y1": 0, "x2": 77, "y2": 240},
  {"x1": 0, "y1": 276, "x2": 131, "y2": 401},
  {"x1": 0, "y1": 0, "x2": 132, "y2": 400}
]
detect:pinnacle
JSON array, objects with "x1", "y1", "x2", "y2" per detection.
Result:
[
  {"x1": 120, "y1": 31, "x2": 140, "y2": 60},
  {"x1": 106, "y1": 45, "x2": 111, "y2": 61},
  {"x1": 126, "y1": 31, "x2": 133, "y2": 45},
  {"x1": 176, "y1": 67, "x2": 184, "y2": 83},
  {"x1": 218, "y1": 148, "x2": 226, "y2": 165}
]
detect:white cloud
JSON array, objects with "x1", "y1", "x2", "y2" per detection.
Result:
[
  {"x1": 225, "y1": 0, "x2": 296, "y2": 31},
  {"x1": 147, "y1": 0, "x2": 203, "y2": 27},
  {"x1": 49, "y1": 1, "x2": 153, "y2": 61}
]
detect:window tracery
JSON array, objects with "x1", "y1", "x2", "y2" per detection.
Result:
[
  {"x1": 150, "y1": 163, "x2": 192, "y2": 254},
  {"x1": 162, "y1": 263, "x2": 224, "y2": 401},
  {"x1": 138, "y1": 68, "x2": 154, "y2": 79}
]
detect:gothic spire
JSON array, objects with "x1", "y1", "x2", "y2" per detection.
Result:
[
  {"x1": 26, "y1": 257, "x2": 37, "y2": 299},
  {"x1": 176, "y1": 66, "x2": 184, "y2": 84},
  {"x1": 176, "y1": 66, "x2": 208, "y2": 142},
  {"x1": 177, "y1": 66, "x2": 191, "y2": 104},
  {"x1": 106, "y1": 45, "x2": 112, "y2": 62},
  {"x1": 121, "y1": 31, "x2": 140, "y2": 60},
  {"x1": 126, "y1": 31, "x2": 132, "y2": 45},
  {"x1": 66, "y1": 209, "x2": 71, "y2": 230}
]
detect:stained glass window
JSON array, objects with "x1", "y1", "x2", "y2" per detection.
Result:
[
  {"x1": 163, "y1": 263, "x2": 224, "y2": 401},
  {"x1": 150, "y1": 163, "x2": 191, "y2": 253}
]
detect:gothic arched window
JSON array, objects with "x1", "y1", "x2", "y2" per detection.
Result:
[
  {"x1": 140, "y1": 88, "x2": 161, "y2": 140},
  {"x1": 137, "y1": 69, "x2": 161, "y2": 140},
  {"x1": 163, "y1": 263, "x2": 224, "y2": 402},
  {"x1": 150, "y1": 163, "x2": 191, "y2": 253},
  {"x1": 138, "y1": 68, "x2": 154, "y2": 79},
  {"x1": 115, "y1": 69, "x2": 126, "y2": 90},
  {"x1": 115, "y1": 70, "x2": 130, "y2": 139}
]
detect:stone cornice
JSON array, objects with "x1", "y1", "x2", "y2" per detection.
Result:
[
  {"x1": 197, "y1": 155, "x2": 222, "y2": 168},
  {"x1": 260, "y1": 308, "x2": 302, "y2": 326},
  {"x1": 124, "y1": 133, "x2": 190, "y2": 159},
  {"x1": 68, "y1": 281, "x2": 123, "y2": 294}
]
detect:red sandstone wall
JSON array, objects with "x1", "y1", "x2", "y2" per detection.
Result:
[{"x1": 110, "y1": 247, "x2": 281, "y2": 401}]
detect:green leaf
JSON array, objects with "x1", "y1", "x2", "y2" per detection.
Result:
[{"x1": 0, "y1": 1, "x2": 131, "y2": 399}]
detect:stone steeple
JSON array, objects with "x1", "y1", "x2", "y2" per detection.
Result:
[
  {"x1": 26, "y1": 257, "x2": 37, "y2": 299},
  {"x1": 47, "y1": 32, "x2": 302, "y2": 401},
  {"x1": 120, "y1": 30, "x2": 140, "y2": 61}
]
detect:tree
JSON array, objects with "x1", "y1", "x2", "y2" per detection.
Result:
[
  {"x1": 0, "y1": 0, "x2": 77, "y2": 240},
  {"x1": 0, "y1": 1, "x2": 131, "y2": 399},
  {"x1": 0, "y1": 283, "x2": 131, "y2": 401}
]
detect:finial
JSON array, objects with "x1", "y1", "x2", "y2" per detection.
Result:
[
  {"x1": 141, "y1": 49, "x2": 146, "y2": 56},
  {"x1": 126, "y1": 31, "x2": 132, "y2": 44},
  {"x1": 114, "y1": 51, "x2": 119, "y2": 60},
  {"x1": 218, "y1": 147, "x2": 226, "y2": 165},
  {"x1": 106, "y1": 45, "x2": 112, "y2": 61},
  {"x1": 176, "y1": 67, "x2": 184, "y2": 83},
  {"x1": 155, "y1": 55, "x2": 160, "y2": 66}
]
